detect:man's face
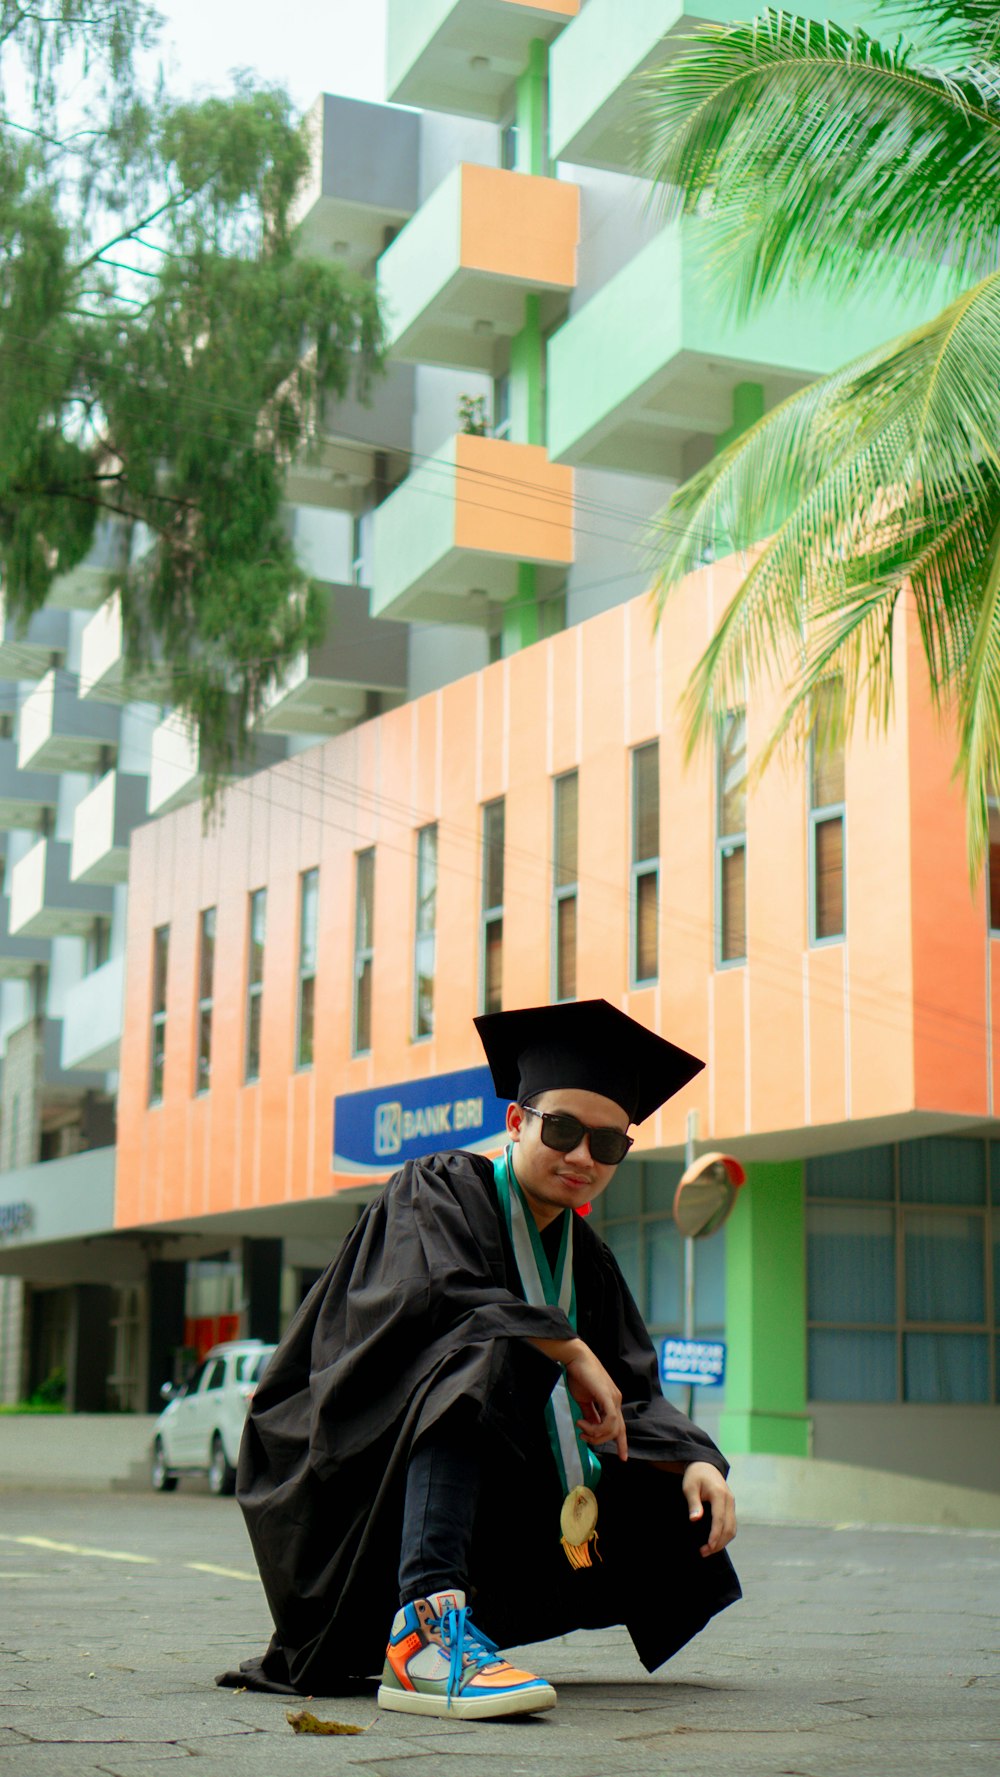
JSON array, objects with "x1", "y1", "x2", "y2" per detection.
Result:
[{"x1": 506, "y1": 1087, "x2": 631, "y2": 1229}]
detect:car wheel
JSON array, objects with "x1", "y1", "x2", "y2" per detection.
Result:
[
  {"x1": 151, "y1": 1437, "x2": 178, "y2": 1493},
  {"x1": 207, "y1": 1433, "x2": 237, "y2": 1497}
]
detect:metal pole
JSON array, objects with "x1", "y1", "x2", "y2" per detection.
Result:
[{"x1": 684, "y1": 1108, "x2": 698, "y2": 1418}]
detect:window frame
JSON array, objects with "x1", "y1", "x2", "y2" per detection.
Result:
[
  {"x1": 149, "y1": 924, "x2": 169, "y2": 1106},
  {"x1": 480, "y1": 797, "x2": 505, "y2": 1016},
  {"x1": 630, "y1": 742, "x2": 660, "y2": 987},
  {"x1": 808, "y1": 682, "x2": 847, "y2": 946},
  {"x1": 296, "y1": 868, "x2": 319, "y2": 1070},
  {"x1": 352, "y1": 849, "x2": 375, "y2": 1057},
  {"x1": 194, "y1": 907, "x2": 216, "y2": 1096},
  {"x1": 244, "y1": 888, "x2": 267, "y2": 1084},
  {"x1": 551, "y1": 770, "x2": 579, "y2": 1003},
  {"x1": 715, "y1": 709, "x2": 747, "y2": 969},
  {"x1": 413, "y1": 824, "x2": 438, "y2": 1042}
]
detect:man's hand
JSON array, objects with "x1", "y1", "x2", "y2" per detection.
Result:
[
  {"x1": 564, "y1": 1346, "x2": 628, "y2": 1462},
  {"x1": 682, "y1": 1461, "x2": 737, "y2": 1557}
]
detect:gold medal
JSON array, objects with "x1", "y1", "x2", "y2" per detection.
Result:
[{"x1": 560, "y1": 1484, "x2": 599, "y2": 1568}]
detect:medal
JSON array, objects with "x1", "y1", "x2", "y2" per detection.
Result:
[{"x1": 560, "y1": 1484, "x2": 599, "y2": 1569}]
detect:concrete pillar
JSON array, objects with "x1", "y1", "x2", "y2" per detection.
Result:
[
  {"x1": 719, "y1": 1159, "x2": 813, "y2": 1457},
  {"x1": 242, "y1": 1238, "x2": 282, "y2": 1344},
  {"x1": 146, "y1": 1259, "x2": 187, "y2": 1410}
]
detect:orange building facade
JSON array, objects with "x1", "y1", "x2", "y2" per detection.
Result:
[{"x1": 115, "y1": 560, "x2": 1000, "y2": 1486}]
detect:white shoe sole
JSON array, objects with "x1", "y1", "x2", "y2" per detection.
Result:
[{"x1": 377, "y1": 1681, "x2": 557, "y2": 1720}]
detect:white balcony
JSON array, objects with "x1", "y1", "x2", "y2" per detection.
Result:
[
  {"x1": 0, "y1": 738, "x2": 58, "y2": 833},
  {"x1": 0, "y1": 596, "x2": 69, "y2": 681},
  {"x1": 18, "y1": 670, "x2": 119, "y2": 775},
  {"x1": 79, "y1": 594, "x2": 171, "y2": 704},
  {"x1": 9, "y1": 837, "x2": 114, "y2": 939},
  {"x1": 46, "y1": 517, "x2": 130, "y2": 611},
  {"x1": 70, "y1": 770, "x2": 149, "y2": 886},
  {"x1": 0, "y1": 892, "x2": 50, "y2": 981},
  {"x1": 60, "y1": 952, "x2": 124, "y2": 1073},
  {"x1": 387, "y1": 0, "x2": 580, "y2": 120},
  {"x1": 285, "y1": 361, "x2": 416, "y2": 512},
  {"x1": 147, "y1": 715, "x2": 287, "y2": 818},
  {"x1": 255, "y1": 583, "x2": 408, "y2": 736},
  {"x1": 292, "y1": 93, "x2": 419, "y2": 268}
]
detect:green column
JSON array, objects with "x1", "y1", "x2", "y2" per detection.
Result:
[
  {"x1": 510, "y1": 291, "x2": 543, "y2": 447},
  {"x1": 515, "y1": 38, "x2": 548, "y2": 176},
  {"x1": 714, "y1": 380, "x2": 764, "y2": 455},
  {"x1": 719, "y1": 1159, "x2": 813, "y2": 1457},
  {"x1": 501, "y1": 561, "x2": 540, "y2": 656}
]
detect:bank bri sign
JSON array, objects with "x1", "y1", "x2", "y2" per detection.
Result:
[{"x1": 333, "y1": 1066, "x2": 509, "y2": 1178}]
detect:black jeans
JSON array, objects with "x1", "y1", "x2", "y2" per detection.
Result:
[{"x1": 398, "y1": 1416, "x2": 482, "y2": 1606}]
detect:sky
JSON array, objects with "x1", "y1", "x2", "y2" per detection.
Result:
[{"x1": 148, "y1": 0, "x2": 388, "y2": 114}]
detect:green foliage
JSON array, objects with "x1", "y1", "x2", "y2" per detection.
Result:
[
  {"x1": 28, "y1": 1365, "x2": 67, "y2": 1406},
  {"x1": 0, "y1": 5, "x2": 385, "y2": 785},
  {"x1": 637, "y1": 6, "x2": 1000, "y2": 873}
]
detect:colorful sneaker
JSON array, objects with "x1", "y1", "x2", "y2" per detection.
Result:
[{"x1": 377, "y1": 1589, "x2": 556, "y2": 1720}]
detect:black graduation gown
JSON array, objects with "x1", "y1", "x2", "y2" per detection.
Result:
[{"x1": 219, "y1": 1150, "x2": 741, "y2": 1695}]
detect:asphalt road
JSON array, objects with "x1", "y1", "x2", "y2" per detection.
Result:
[{"x1": 0, "y1": 1486, "x2": 997, "y2": 1777}]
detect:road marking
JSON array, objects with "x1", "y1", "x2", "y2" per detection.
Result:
[
  {"x1": 185, "y1": 1562, "x2": 258, "y2": 1582},
  {"x1": 0, "y1": 1534, "x2": 157, "y2": 1565}
]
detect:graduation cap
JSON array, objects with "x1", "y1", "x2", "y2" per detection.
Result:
[{"x1": 474, "y1": 999, "x2": 704, "y2": 1126}]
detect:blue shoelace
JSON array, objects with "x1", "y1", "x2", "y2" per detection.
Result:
[{"x1": 438, "y1": 1605, "x2": 501, "y2": 1706}]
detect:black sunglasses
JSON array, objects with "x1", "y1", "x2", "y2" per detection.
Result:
[{"x1": 520, "y1": 1104, "x2": 633, "y2": 1166}]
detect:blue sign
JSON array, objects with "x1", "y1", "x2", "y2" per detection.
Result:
[
  {"x1": 334, "y1": 1065, "x2": 509, "y2": 1178},
  {"x1": 659, "y1": 1338, "x2": 726, "y2": 1389}
]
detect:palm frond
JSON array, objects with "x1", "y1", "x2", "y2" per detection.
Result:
[
  {"x1": 650, "y1": 270, "x2": 1000, "y2": 868},
  {"x1": 883, "y1": 4, "x2": 1000, "y2": 61},
  {"x1": 635, "y1": 8, "x2": 1000, "y2": 317}
]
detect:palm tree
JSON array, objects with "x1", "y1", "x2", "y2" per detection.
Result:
[{"x1": 638, "y1": 4, "x2": 1000, "y2": 870}]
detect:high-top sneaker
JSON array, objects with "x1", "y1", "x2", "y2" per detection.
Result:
[{"x1": 378, "y1": 1588, "x2": 557, "y2": 1720}]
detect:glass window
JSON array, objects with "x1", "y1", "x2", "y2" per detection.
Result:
[
  {"x1": 149, "y1": 925, "x2": 169, "y2": 1105},
  {"x1": 807, "y1": 1135, "x2": 997, "y2": 1403},
  {"x1": 904, "y1": 1332, "x2": 989, "y2": 1404},
  {"x1": 807, "y1": 1205, "x2": 896, "y2": 1324},
  {"x1": 900, "y1": 1137, "x2": 986, "y2": 1205},
  {"x1": 810, "y1": 679, "x2": 847, "y2": 942},
  {"x1": 203, "y1": 1358, "x2": 226, "y2": 1392},
  {"x1": 245, "y1": 889, "x2": 266, "y2": 1084},
  {"x1": 481, "y1": 799, "x2": 505, "y2": 1015},
  {"x1": 195, "y1": 907, "x2": 216, "y2": 1094},
  {"x1": 353, "y1": 851, "x2": 374, "y2": 1055},
  {"x1": 716, "y1": 710, "x2": 747, "y2": 964},
  {"x1": 631, "y1": 743, "x2": 659, "y2": 984},
  {"x1": 297, "y1": 869, "x2": 319, "y2": 1068},
  {"x1": 414, "y1": 825, "x2": 438, "y2": 1040},
  {"x1": 553, "y1": 772, "x2": 578, "y2": 1001}
]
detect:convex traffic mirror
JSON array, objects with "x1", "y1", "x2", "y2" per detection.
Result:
[{"x1": 673, "y1": 1151, "x2": 746, "y2": 1240}]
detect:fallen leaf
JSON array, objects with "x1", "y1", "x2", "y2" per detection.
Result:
[{"x1": 286, "y1": 1709, "x2": 365, "y2": 1737}]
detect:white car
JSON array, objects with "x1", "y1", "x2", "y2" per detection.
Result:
[{"x1": 150, "y1": 1339, "x2": 276, "y2": 1496}]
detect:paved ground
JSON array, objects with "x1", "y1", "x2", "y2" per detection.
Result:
[{"x1": 0, "y1": 1487, "x2": 997, "y2": 1777}]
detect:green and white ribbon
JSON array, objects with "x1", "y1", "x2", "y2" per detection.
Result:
[{"x1": 493, "y1": 1147, "x2": 601, "y2": 1500}]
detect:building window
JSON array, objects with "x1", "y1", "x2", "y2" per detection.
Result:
[
  {"x1": 414, "y1": 825, "x2": 438, "y2": 1040},
  {"x1": 297, "y1": 869, "x2": 319, "y2": 1068},
  {"x1": 806, "y1": 1137, "x2": 999, "y2": 1403},
  {"x1": 492, "y1": 373, "x2": 511, "y2": 441},
  {"x1": 244, "y1": 889, "x2": 266, "y2": 1084},
  {"x1": 499, "y1": 116, "x2": 518, "y2": 171},
  {"x1": 353, "y1": 850, "x2": 374, "y2": 1055},
  {"x1": 195, "y1": 908, "x2": 216, "y2": 1094},
  {"x1": 149, "y1": 924, "x2": 169, "y2": 1105},
  {"x1": 481, "y1": 798, "x2": 505, "y2": 1015},
  {"x1": 810, "y1": 679, "x2": 845, "y2": 942},
  {"x1": 552, "y1": 771, "x2": 578, "y2": 1001},
  {"x1": 631, "y1": 743, "x2": 659, "y2": 984},
  {"x1": 716, "y1": 710, "x2": 747, "y2": 965}
]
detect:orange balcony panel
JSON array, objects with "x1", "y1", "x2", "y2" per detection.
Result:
[
  {"x1": 379, "y1": 164, "x2": 579, "y2": 372},
  {"x1": 372, "y1": 433, "x2": 574, "y2": 623}
]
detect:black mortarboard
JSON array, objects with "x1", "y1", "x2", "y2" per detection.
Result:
[{"x1": 473, "y1": 999, "x2": 704, "y2": 1125}]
